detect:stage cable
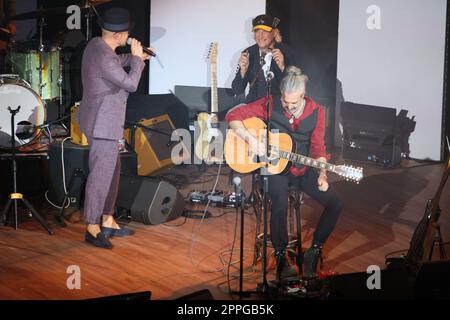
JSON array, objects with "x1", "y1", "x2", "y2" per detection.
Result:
[{"x1": 44, "y1": 137, "x2": 72, "y2": 209}]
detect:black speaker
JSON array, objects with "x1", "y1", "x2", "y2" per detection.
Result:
[
  {"x1": 414, "y1": 260, "x2": 450, "y2": 299},
  {"x1": 117, "y1": 175, "x2": 185, "y2": 225},
  {"x1": 175, "y1": 289, "x2": 214, "y2": 300},
  {"x1": 327, "y1": 268, "x2": 413, "y2": 300},
  {"x1": 48, "y1": 141, "x2": 89, "y2": 208},
  {"x1": 88, "y1": 291, "x2": 151, "y2": 301},
  {"x1": 48, "y1": 142, "x2": 138, "y2": 208},
  {"x1": 341, "y1": 102, "x2": 402, "y2": 167}
]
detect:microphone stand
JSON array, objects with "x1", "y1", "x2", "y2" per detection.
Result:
[
  {"x1": 236, "y1": 182, "x2": 246, "y2": 299},
  {"x1": 229, "y1": 179, "x2": 259, "y2": 300},
  {"x1": 257, "y1": 72, "x2": 273, "y2": 296}
]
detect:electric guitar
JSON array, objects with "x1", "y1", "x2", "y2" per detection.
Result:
[
  {"x1": 224, "y1": 117, "x2": 363, "y2": 183},
  {"x1": 195, "y1": 42, "x2": 222, "y2": 162}
]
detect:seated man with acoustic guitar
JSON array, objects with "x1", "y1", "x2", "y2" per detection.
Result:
[{"x1": 225, "y1": 66, "x2": 344, "y2": 280}]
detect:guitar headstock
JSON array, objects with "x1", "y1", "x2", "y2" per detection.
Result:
[
  {"x1": 207, "y1": 42, "x2": 218, "y2": 64},
  {"x1": 335, "y1": 164, "x2": 364, "y2": 184}
]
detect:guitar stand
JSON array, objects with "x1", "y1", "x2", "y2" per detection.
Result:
[
  {"x1": 429, "y1": 223, "x2": 447, "y2": 260},
  {"x1": 55, "y1": 168, "x2": 86, "y2": 227}
]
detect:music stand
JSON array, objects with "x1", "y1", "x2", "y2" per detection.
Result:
[{"x1": 0, "y1": 106, "x2": 54, "y2": 235}]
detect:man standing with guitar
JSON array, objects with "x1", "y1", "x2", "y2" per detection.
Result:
[
  {"x1": 225, "y1": 66, "x2": 344, "y2": 280},
  {"x1": 232, "y1": 14, "x2": 295, "y2": 103},
  {"x1": 0, "y1": 0, "x2": 16, "y2": 73}
]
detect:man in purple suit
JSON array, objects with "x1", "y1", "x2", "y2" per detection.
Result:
[{"x1": 78, "y1": 7, "x2": 153, "y2": 248}]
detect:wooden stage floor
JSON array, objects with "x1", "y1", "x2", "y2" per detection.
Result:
[{"x1": 0, "y1": 157, "x2": 449, "y2": 300}]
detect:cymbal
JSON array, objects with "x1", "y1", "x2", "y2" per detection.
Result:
[
  {"x1": 80, "y1": 0, "x2": 112, "y2": 8},
  {"x1": 10, "y1": 7, "x2": 67, "y2": 21}
]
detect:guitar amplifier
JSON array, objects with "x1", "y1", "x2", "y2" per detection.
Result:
[
  {"x1": 124, "y1": 114, "x2": 188, "y2": 176},
  {"x1": 70, "y1": 103, "x2": 88, "y2": 146}
]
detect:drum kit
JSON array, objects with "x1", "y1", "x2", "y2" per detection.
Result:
[{"x1": 0, "y1": 0, "x2": 111, "y2": 151}]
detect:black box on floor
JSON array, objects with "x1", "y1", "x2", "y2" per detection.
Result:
[
  {"x1": 341, "y1": 102, "x2": 403, "y2": 167},
  {"x1": 48, "y1": 142, "x2": 89, "y2": 208},
  {"x1": 48, "y1": 141, "x2": 138, "y2": 209}
]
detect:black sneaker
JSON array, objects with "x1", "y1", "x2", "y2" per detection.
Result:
[
  {"x1": 85, "y1": 231, "x2": 113, "y2": 249},
  {"x1": 275, "y1": 250, "x2": 298, "y2": 281},
  {"x1": 303, "y1": 244, "x2": 323, "y2": 278}
]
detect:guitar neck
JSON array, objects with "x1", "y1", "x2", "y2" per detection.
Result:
[
  {"x1": 277, "y1": 149, "x2": 336, "y2": 173},
  {"x1": 210, "y1": 62, "x2": 218, "y2": 114},
  {"x1": 429, "y1": 159, "x2": 450, "y2": 212}
]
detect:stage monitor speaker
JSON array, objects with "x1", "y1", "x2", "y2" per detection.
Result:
[
  {"x1": 117, "y1": 174, "x2": 185, "y2": 225},
  {"x1": 327, "y1": 268, "x2": 413, "y2": 300},
  {"x1": 414, "y1": 260, "x2": 450, "y2": 299},
  {"x1": 124, "y1": 114, "x2": 187, "y2": 176},
  {"x1": 88, "y1": 291, "x2": 151, "y2": 301},
  {"x1": 175, "y1": 289, "x2": 214, "y2": 300},
  {"x1": 48, "y1": 142, "x2": 137, "y2": 208}
]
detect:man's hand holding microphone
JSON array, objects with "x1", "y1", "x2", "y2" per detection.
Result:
[{"x1": 128, "y1": 38, "x2": 156, "y2": 61}]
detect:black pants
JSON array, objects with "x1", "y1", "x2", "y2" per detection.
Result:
[{"x1": 267, "y1": 169, "x2": 343, "y2": 251}]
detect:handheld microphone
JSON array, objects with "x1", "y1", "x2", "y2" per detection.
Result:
[{"x1": 126, "y1": 38, "x2": 156, "y2": 57}]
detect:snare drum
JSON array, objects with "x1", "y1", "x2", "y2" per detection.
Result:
[
  {"x1": 7, "y1": 41, "x2": 61, "y2": 100},
  {"x1": 0, "y1": 75, "x2": 46, "y2": 149}
]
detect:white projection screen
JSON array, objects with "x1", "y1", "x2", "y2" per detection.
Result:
[
  {"x1": 149, "y1": 0, "x2": 265, "y2": 94},
  {"x1": 336, "y1": 0, "x2": 447, "y2": 160}
]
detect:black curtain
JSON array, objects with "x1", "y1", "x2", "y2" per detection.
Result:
[
  {"x1": 38, "y1": 0, "x2": 150, "y2": 94},
  {"x1": 267, "y1": 0, "x2": 339, "y2": 149}
]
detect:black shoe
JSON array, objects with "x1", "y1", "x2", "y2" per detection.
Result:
[
  {"x1": 275, "y1": 250, "x2": 298, "y2": 281},
  {"x1": 303, "y1": 244, "x2": 323, "y2": 278},
  {"x1": 101, "y1": 226, "x2": 135, "y2": 237},
  {"x1": 85, "y1": 231, "x2": 113, "y2": 249}
]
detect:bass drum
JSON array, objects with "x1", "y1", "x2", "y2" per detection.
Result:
[{"x1": 0, "y1": 75, "x2": 46, "y2": 149}]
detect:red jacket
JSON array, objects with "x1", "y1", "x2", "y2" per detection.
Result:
[{"x1": 225, "y1": 96, "x2": 328, "y2": 176}]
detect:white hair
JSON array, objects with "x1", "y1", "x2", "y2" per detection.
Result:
[{"x1": 280, "y1": 66, "x2": 309, "y2": 93}]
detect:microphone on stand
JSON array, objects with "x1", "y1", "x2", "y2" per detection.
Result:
[
  {"x1": 233, "y1": 176, "x2": 242, "y2": 196},
  {"x1": 126, "y1": 38, "x2": 156, "y2": 57}
]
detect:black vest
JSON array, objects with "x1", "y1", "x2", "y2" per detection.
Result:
[{"x1": 269, "y1": 100, "x2": 319, "y2": 169}]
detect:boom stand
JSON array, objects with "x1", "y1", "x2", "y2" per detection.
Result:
[{"x1": 0, "y1": 106, "x2": 54, "y2": 235}]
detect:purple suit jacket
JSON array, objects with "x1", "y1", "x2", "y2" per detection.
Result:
[{"x1": 78, "y1": 37, "x2": 145, "y2": 140}]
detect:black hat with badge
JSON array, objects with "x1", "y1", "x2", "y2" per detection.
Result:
[{"x1": 252, "y1": 14, "x2": 280, "y2": 32}]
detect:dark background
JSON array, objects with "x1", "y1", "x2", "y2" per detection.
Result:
[{"x1": 38, "y1": 0, "x2": 151, "y2": 96}]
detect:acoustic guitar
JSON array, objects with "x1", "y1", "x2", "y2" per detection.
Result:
[{"x1": 224, "y1": 117, "x2": 363, "y2": 183}]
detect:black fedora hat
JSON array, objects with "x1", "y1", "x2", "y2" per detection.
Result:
[{"x1": 98, "y1": 7, "x2": 134, "y2": 32}]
